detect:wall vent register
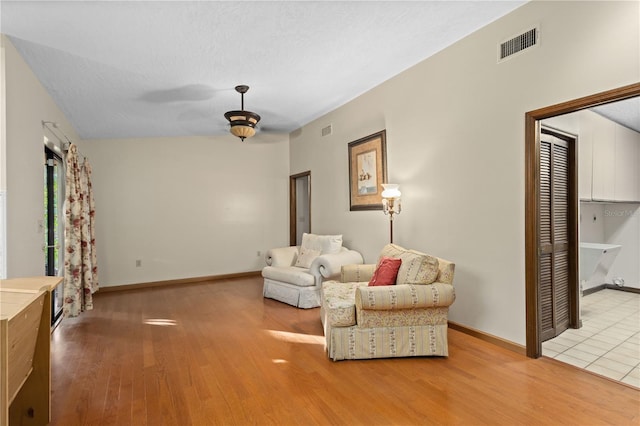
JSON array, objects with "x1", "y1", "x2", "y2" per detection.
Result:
[{"x1": 499, "y1": 27, "x2": 539, "y2": 62}]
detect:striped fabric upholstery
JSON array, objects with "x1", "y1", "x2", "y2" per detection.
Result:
[{"x1": 321, "y1": 244, "x2": 455, "y2": 361}]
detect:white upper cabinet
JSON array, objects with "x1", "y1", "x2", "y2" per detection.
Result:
[
  {"x1": 578, "y1": 112, "x2": 594, "y2": 200},
  {"x1": 579, "y1": 110, "x2": 640, "y2": 202},
  {"x1": 614, "y1": 124, "x2": 640, "y2": 202}
]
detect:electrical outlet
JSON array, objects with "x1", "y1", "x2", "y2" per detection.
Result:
[
  {"x1": 135, "y1": 259, "x2": 142, "y2": 267},
  {"x1": 257, "y1": 251, "x2": 262, "y2": 257}
]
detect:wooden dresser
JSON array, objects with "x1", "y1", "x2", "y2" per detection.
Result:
[{"x1": 1, "y1": 277, "x2": 63, "y2": 426}]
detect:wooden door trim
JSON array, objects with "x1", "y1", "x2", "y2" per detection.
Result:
[
  {"x1": 525, "y1": 82, "x2": 640, "y2": 358},
  {"x1": 289, "y1": 171, "x2": 311, "y2": 246}
]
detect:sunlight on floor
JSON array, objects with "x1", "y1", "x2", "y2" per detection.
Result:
[
  {"x1": 265, "y1": 329, "x2": 325, "y2": 345},
  {"x1": 143, "y1": 318, "x2": 177, "y2": 326}
]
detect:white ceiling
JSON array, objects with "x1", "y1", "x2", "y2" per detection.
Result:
[
  {"x1": 1, "y1": 0, "x2": 529, "y2": 140},
  {"x1": 592, "y1": 97, "x2": 640, "y2": 133}
]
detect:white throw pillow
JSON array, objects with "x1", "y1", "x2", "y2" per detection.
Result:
[
  {"x1": 294, "y1": 247, "x2": 321, "y2": 268},
  {"x1": 301, "y1": 233, "x2": 343, "y2": 254}
]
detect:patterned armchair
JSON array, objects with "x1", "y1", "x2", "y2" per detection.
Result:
[{"x1": 321, "y1": 244, "x2": 455, "y2": 361}]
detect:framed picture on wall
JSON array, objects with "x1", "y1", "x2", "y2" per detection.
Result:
[{"x1": 348, "y1": 130, "x2": 387, "y2": 211}]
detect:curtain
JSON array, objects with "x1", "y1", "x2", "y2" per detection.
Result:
[{"x1": 63, "y1": 143, "x2": 98, "y2": 317}]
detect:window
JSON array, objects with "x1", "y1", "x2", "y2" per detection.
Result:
[{"x1": 44, "y1": 146, "x2": 64, "y2": 276}]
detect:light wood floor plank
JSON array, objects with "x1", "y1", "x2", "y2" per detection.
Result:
[{"x1": 50, "y1": 277, "x2": 639, "y2": 425}]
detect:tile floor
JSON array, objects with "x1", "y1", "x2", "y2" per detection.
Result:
[{"x1": 542, "y1": 288, "x2": 640, "y2": 388}]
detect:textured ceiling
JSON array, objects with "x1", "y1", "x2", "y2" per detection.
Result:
[
  {"x1": 592, "y1": 97, "x2": 640, "y2": 133},
  {"x1": 1, "y1": 0, "x2": 530, "y2": 140}
]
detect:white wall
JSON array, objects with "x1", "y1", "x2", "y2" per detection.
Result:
[
  {"x1": 1, "y1": 38, "x2": 7, "y2": 278},
  {"x1": 603, "y1": 204, "x2": 640, "y2": 289},
  {"x1": 3, "y1": 35, "x2": 80, "y2": 278},
  {"x1": 290, "y1": 1, "x2": 640, "y2": 345},
  {"x1": 77, "y1": 134, "x2": 290, "y2": 286},
  {"x1": 580, "y1": 202, "x2": 606, "y2": 243}
]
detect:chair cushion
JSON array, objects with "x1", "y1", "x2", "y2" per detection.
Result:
[
  {"x1": 302, "y1": 233, "x2": 343, "y2": 254},
  {"x1": 379, "y1": 244, "x2": 440, "y2": 285},
  {"x1": 261, "y1": 266, "x2": 316, "y2": 287},
  {"x1": 294, "y1": 247, "x2": 321, "y2": 268},
  {"x1": 368, "y1": 257, "x2": 402, "y2": 286},
  {"x1": 322, "y1": 281, "x2": 364, "y2": 326}
]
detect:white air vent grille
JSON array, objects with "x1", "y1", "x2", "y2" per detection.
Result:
[
  {"x1": 499, "y1": 27, "x2": 538, "y2": 62},
  {"x1": 321, "y1": 124, "x2": 332, "y2": 137}
]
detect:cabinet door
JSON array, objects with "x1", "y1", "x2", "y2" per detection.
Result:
[
  {"x1": 614, "y1": 125, "x2": 640, "y2": 202},
  {"x1": 590, "y1": 113, "x2": 616, "y2": 201}
]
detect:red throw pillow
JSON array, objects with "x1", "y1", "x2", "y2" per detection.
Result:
[{"x1": 368, "y1": 257, "x2": 402, "y2": 286}]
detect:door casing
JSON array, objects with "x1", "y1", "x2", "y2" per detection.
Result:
[
  {"x1": 289, "y1": 171, "x2": 311, "y2": 246},
  {"x1": 525, "y1": 82, "x2": 640, "y2": 358}
]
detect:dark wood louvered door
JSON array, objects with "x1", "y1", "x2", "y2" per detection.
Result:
[{"x1": 539, "y1": 129, "x2": 577, "y2": 342}]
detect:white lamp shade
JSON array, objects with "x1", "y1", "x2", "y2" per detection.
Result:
[{"x1": 381, "y1": 184, "x2": 401, "y2": 198}]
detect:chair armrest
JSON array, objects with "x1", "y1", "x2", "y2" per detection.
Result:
[
  {"x1": 310, "y1": 249, "x2": 364, "y2": 280},
  {"x1": 355, "y1": 283, "x2": 455, "y2": 310},
  {"x1": 340, "y1": 264, "x2": 376, "y2": 283},
  {"x1": 265, "y1": 246, "x2": 299, "y2": 267}
]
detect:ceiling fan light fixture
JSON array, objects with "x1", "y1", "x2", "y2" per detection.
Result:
[{"x1": 224, "y1": 85, "x2": 261, "y2": 141}]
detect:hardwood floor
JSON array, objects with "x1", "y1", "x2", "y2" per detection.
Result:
[{"x1": 50, "y1": 277, "x2": 639, "y2": 425}]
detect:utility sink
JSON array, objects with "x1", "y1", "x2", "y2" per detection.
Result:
[{"x1": 579, "y1": 242, "x2": 622, "y2": 292}]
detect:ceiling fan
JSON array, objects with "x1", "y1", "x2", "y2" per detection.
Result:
[{"x1": 224, "y1": 85, "x2": 261, "y2": 141}]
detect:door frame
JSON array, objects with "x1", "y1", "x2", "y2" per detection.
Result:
[
  {"x1": 289, "y1": 171, "x2": 311, "y2": 246},
  {"x1": 525, "y1": 82, "x2": 640, "y2": 358}
]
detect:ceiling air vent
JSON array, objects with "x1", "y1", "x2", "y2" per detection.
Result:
[
  {"x1": 498, "y1": 27, "x2": 538, "y2": 62},
  {"x1": 321, "y1": 124, "x2": 332, "y2": 137}
]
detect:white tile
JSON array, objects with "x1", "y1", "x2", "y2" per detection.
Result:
[
  {"x1": 603, "y1": 329, "x2": 636, "y2": 340},
  {"x1": 618, "y1": 341, "x2": 640, "y2": 353},
  {"x1": 541, "y1": 348, "x2": 561, "y2": 358},
  {"x1": 551, "y1": 335, "x2": 583, "y2": 347},
  {"x1": 542, "y1": 341, "x2": 570, "y2": 354},
  {"x1": 585, "y1": 363, "x2": 626, "y2": 381},
  {"x1": 582, "y1": 337, "x2": 618, "y2": 351},
  {"x1": 624, "y1": 366, "x2": 640, "y2": 379},
  {"x1": 559, "y1": 291, "x2": 640, "y2": 386},
  {"x1": 615, "y1": 322, "x2": 640, "y2": 332},
  {"x1": 625, "y1": 334, "x2": 640, "y2": 345},
  {"x1": 603, "y1": 351, "x2": 640, "y2": 367},
  {"x1": 588, "y1": 333, "x2": 626, "y2": 345},
  {"x1": 572, "y1": 342, "x2": 610, "y2": 357},
  {"x1": 590, "y1": 357, "x2": 636, "y2": 375},
  {"x1": 562, "y1": 348, "x2": 600, "y2": 364},
  {"x1": 565, "y1": 328, "x2": 596, "y2": 338},
  {"x1": 620, "y1": 375, "x2": 640, "y2": 388},
  {"x1": 555, "y1": 353, "x2": 590, "y2": 368}
]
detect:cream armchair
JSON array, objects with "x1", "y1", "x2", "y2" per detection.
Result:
[
  {"x1": 262, "y1": 234, "x2": 363, "y2": 309},
  {"x1": 321, "y1": 244, "x2": 455, "y2": 360}
]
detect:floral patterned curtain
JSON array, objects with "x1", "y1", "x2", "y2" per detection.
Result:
[{"x1": 63, "y1": 143, "x2": 98, "y2": 317}]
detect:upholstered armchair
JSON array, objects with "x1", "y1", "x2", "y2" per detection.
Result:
[
  {"x1": 321, "y1": 244, "x2": 455, "y2": 360},
  {"x1": 262, "y1": 233, "x2": 364, "y2": 309}
]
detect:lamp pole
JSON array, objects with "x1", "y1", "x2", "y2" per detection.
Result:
[{"x1": 381, "y1": 183, "x2": 401, "y2": 245}]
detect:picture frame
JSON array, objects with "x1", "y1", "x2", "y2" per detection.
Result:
[{"x1": 348, "y1": 130, "x2": 387, "y2": 211}]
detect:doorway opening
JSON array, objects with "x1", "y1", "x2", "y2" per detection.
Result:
[
  {"x1": 289, "y1": 171, "x2": 311, "y2": 246},
  {"x1": 525, "y1": 82, "x2": 640, "y2": 358}
]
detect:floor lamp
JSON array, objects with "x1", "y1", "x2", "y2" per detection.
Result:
[{"x1": 381, "y1": 184, "x2": 401, "y2": 244}]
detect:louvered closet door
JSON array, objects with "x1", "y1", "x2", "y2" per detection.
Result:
[{"x1": 539, "y1": 134, "x2": 571, "y2": 341}]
